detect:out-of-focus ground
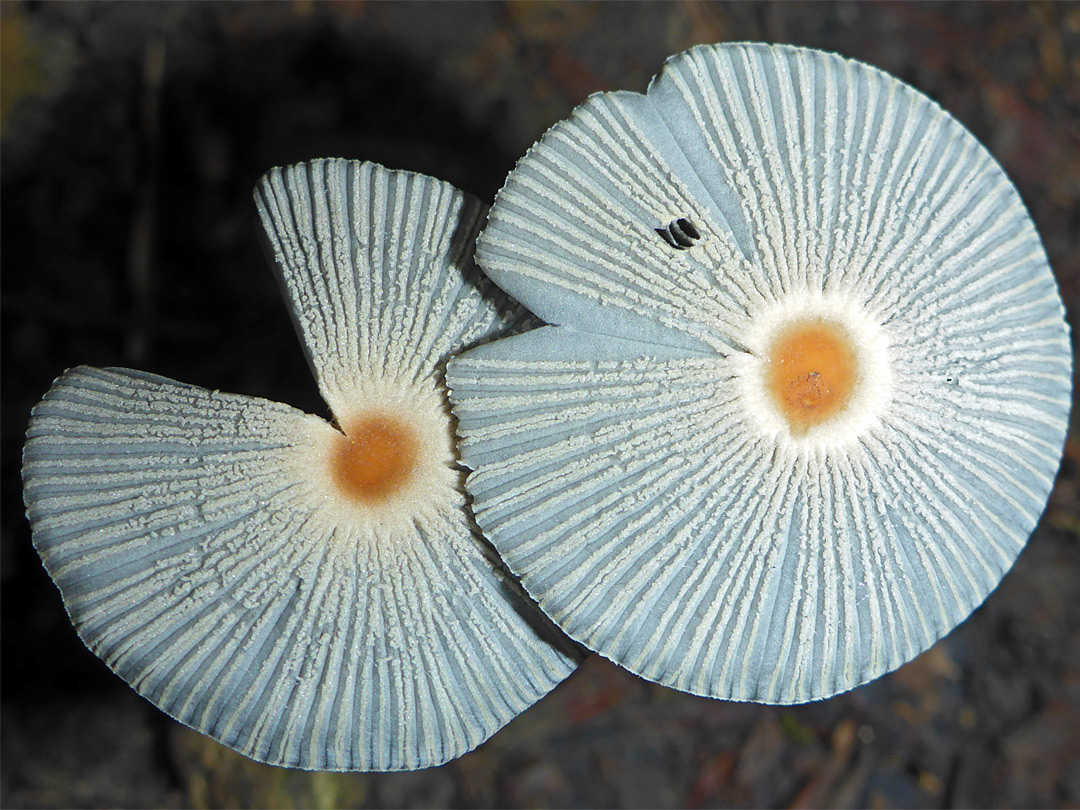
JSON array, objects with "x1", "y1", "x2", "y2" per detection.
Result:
[{"x1": 2, "y1": 2, "x2": 1078, "y2": 808}]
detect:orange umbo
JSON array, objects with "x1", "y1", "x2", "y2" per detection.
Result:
[
  {"x1": 332, "y1": 414, "x2": 419, "y2": 503},
  {"x1": 765, "y1": 319, "x2": 858, "y2": 435}
]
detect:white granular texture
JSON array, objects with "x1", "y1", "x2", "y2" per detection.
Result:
[{"x1": 24, "y1": 159, "x2": 579, "y2": 771}]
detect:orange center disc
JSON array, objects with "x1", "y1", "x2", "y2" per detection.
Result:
[
  {"x1": 331, "y1": 414, "x2": 418, "y2": 504},
  {"x1": 766, "y1": 319, "x2": 857, "y2": 435}
]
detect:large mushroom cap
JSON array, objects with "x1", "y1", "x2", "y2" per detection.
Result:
[
  {"x1": 22, "y1": 159, "x2": 579, "y2": 771},
  {"x1": 447, "y1": 43, "x2": 1072, "y2": 703}
]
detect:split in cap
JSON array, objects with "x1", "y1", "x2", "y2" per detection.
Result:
[
  {"x1": 447, "y1": 43, "x2": 1072, "y2": 704},
  {"x1": 23, "y1": 159, "x2": 579, "y2": 770}
]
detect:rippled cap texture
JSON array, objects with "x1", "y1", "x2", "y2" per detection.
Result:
[
  {"x1": 22, "y1": 159, "x2": 579, "y2": 770},
  {"x1": 447, "y1": 44, "x2": 1072, "y2": 703}
]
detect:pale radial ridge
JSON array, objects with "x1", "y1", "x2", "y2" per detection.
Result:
[
  {"x1": 255, "y1": 159, "x2": 527, "y2": 419},
  {"x1": 452, "y1": 44, "x2": 1071, "y2": 703}
]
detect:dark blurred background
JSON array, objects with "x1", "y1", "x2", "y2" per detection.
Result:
[{"x1": 2, "y1": 2, "x2": 1078, "y2": 807}]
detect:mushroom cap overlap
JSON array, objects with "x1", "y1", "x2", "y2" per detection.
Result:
[
  {"x1": 23, "y1": 159, "x2": 580, "y2": 770},
  {"x1": 447, "y1": 43, "x2": 1072, "y2": 703}
]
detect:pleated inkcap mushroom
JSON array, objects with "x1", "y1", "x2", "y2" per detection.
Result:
[
  {"x1": 447, "y1": 43, "x2": 1072, "y2": 703},
  {"x1": 22, "y1": 159, "x2": 579, "y2": 771}
]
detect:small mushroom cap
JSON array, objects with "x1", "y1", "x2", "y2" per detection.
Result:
[
  {"x1": 23, "y1": 159, "x2": 579, "y2": 771},
  {"x1": 447, "y1": 44, "x2": 1072, "y2": 703}
]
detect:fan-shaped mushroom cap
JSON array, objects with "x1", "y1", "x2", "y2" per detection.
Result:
[
  {"x1": 447, "y1": 44, "x2": 1071, "y2": 703},
  {"x1": 23, "y1": 159, "x2": 579, "y2": 771}
]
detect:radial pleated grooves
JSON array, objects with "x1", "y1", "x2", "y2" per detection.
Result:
[
  {"x1": 24, "y1": 158, "x2": 580, "y2": 770},
  {"x1": 25, "y1": 365, "x2": 578, "y2": 770},
  {"x1": 477, "y1": 92, "x2": 766, "y2": 356},
  {"x1": 255, "y1": 159, "x2": 528, "y2": 419},
  {"x1": 451, "y1": 333, "x2": 944, "y2": 702},
  {"x1": 450, "y1": 44, "x2": 1071, "y2": 703}
]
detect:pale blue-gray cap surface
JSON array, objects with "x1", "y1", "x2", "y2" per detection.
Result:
[
  {"x1": 447, "y1": 43, "x2": 1071, "y2": 704},
  {"x1": 23, "y1": 159, "x2": 580, "y2": 771}
]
